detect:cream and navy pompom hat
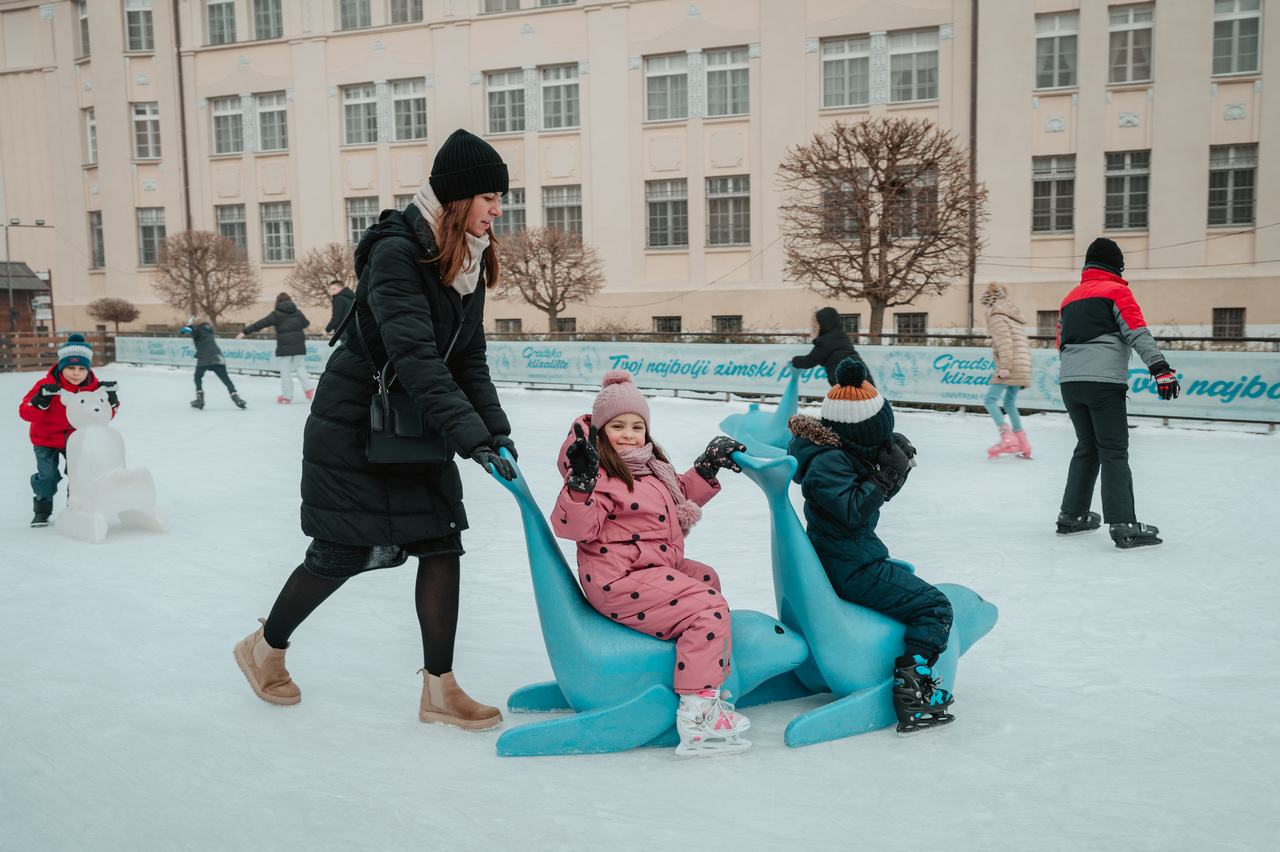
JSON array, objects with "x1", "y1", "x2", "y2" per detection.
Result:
[{"x1": 821, "y1": 358, "x2": 893, "y2": 457}]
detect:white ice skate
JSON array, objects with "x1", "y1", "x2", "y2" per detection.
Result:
[{"x1": 675, "y1": 690, "x2": 751, "y2": 758}]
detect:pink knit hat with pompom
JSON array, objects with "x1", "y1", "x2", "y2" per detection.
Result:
[{"x1": 592, "y1": 370, "x2": 650, "y2": 432}]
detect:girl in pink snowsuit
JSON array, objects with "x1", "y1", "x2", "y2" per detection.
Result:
[{"x1": 552, "y1": 370, "x2": 751, "y2": 755}]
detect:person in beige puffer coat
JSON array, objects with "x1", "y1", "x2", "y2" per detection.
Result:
[{"x1": 982, "y1": 283, "x2": 1032, "y2": 458}]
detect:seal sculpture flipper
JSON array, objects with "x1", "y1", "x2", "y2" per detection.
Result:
[
  {"x1": 497, "y1": 683, "x2": 678, "y2": 756},
  {"x1": 719, "y1": 371, "x2": 800, "y2": 453},
  {"x1": 506, "y1": 681, "x2": 573, "y2": 713}
]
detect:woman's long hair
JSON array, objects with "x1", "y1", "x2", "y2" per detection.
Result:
[
  {"x1": 595, "y1": 429, "x2": 670, "y2": 493},
  {"x1": 275, "y1": 292, "x2": 292, "y2": 306},
  {"x1": 425, "y1": 197, "x2": 500, "y2": 289}
]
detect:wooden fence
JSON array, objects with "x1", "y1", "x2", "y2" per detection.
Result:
[{"x1": 0, "y1": 333, "x2": 117, "y2": 373}]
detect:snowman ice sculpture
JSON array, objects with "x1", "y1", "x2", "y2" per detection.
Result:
[{"x1": 54, "y1": 388, "x2": 168, "y2": 544}]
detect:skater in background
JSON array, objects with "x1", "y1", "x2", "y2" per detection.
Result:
[
  {"x1": 236, "y1": 293, "x2": 312, "y2": 403},
  {"x1": 1055, "y1": 238, "x2": 1178, "y2": 549},
  {"x1": 18, "y1": 334, "x2": 118, "y2": 527},
  {"x1": 180, "y1": 318, "x2": 246, "y2": 410},
  {"x1": 325, "y1": 280, "x2": 356, "y2": 338},
  {"x1": 552, "y1": 369, "x2": 751, "y2": 757},
  {"x1": 787, "y1": 358, "x2": 955, "y2": 736},
  {"x1": 234, "y1": 128, "x2": 518, "y2": 731},
  {"x1": 981, "y1": 283, "x2": 1031, "y2": 459},
  {"x1": 792, "y1": 306, "x2": 873, "y2": 387}
]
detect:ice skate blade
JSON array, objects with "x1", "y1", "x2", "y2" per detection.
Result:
[
  {"x1": 673, "y1": 736, "x2": 752, "y2": 758},
  {"x1": 1112, "y1": 538, "x2": 1162, "y2": 551},
  {"x1": 1056, "y1": 526, "x2": 1099, "y2": 536},
  {"x1": 896, "y1": 715, "x2": 954, "y2": 737}
]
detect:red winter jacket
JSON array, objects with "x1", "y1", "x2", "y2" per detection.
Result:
[{"x1": 19, "y1": 367, "x2": 116, "y2": 450}]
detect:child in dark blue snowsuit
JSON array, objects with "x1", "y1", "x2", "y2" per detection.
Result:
[{"x1": 787, "y1": 358, "x2": 955, "y2": 736}]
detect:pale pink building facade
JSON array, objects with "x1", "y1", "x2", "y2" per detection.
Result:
[{"x1": 0, "y1": 0, "x2": 1276, "y2": 339}]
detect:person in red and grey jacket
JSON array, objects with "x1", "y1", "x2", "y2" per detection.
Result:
[{"x1": 1055, "y1": 238, "x2": 1178, "y2": 549}]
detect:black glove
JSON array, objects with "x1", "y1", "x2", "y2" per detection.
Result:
[
  {"x1": 1149, "y1": 361, "x2": 1179, "y2": 401},
  {"x1": 869, "y1": 440, "x2": 912, "y2": 496},
  {"x1": 30, "y1": 382, "x2": 59, "y2": 410},
  {"x1": 489, "y1": 434, "x2": 518, "y2": 462},
  {"x1": 564, "y1": 422, "x2": 599, "y2": 493},
  {"x1": 472, "y1": 447, "x2": 516, "y2": 481},
  {"x1": 694, "y1": 435, "x2": 747, "y2": 482},
  {"x1": 100, "y1": 380, "x2": 119, "y2": 408},
  {"x1": 891, "y1": 432, "x2": 916, "y2": 460}
]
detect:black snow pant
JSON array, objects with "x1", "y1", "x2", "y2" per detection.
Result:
[
  {"x1": 1060, "y1": 381, "x2": 1135, "y2": 525},
  {"x1": 195, "y1": 364, "x2": 237, "y2": 393}
]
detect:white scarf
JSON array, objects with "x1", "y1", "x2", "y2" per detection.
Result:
[
  {"x1": 411, "y1": 181, "x2": 489, "y2": 296},
  {"x1": 618, "y1": 444, "x2": 702, "y2": 536}
]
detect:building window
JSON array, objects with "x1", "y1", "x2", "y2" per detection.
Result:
[
  {"x1": 539, "y1": 0, "x2": 575, "y2": 6},
  {"x1": 262, "y1": 202, "x2": 294, "y2": 262},
  {"x1": 343, "y1": 84, "x2": 378, "y2": 145},
  {"x1": 77, "y1": 1, "x2": 91, "y2": 57},
  {"x1": 646, "y1": 179, "x2": 688, "y2": 248},
  {"x1": 390, "y1": 0, "x2": 424, "y2": 23},
  {"x1": 391, "y1": 79, "x2": 427, "y2": 141},
  {"x1": 707, "y1": 176, "x2": 750, "y2": 246},
  {"x1": 895, "y1": 312, "x2": 928, "y2": 340},
  {"x1": 254, "y1": 0, "x2": 282, "y2": 40},
  {"x1": 339, "y1": 0, "x2": 371, "y2": 30},
  {"x1": 886, "y1": 170, "x2": 937, "y2": 239},
  {"x1": 543, "y1": 185, "x2": 582, "y2": 234},
  {"x1": 125, "y1": 0, "x2": 154, "y2": 51},
  {"x1": 256, "y1": 92, "x2": 288, "y2": 151},
  {"x1": 208, "y1": 1, "x2": 236, "y2": 45},
  {"x1": 1105, "y1": 150, "x2": 1150, "y2": 231},
  {"x1": 1215, "y1": 0, "x2": 1261, "y2": 75},
  {"x1": 706, "y1": 47, "x2": 749, "y2": 117},
  {"x1": 1037, "y1": 310, "x2": 1059, "y2": 340},
  {"x1": 1035, "y1": 12, "x2": 1078, "y2": 89},
  {"x1": 822, "y1": 36, "x2": 871, "y2": 108},
  {"x1": 653, "y1": 316, "x2": 682, "y2": 333},
  {"x1": 820, "y1": 175, "x2": 867, "y2": 240},
  {"x1": 1108, "y1": 4, "x2": 1154, "y2": 84},
  {"x1": 495, "y1": 318, "x2": 522, "y2": 332},
  {"x1": 89, "y1": 211, "x2": 104, "y2": 268},
  {"x1": 84, "y1": 108, "x2": 97, "y2": 164},
  {"x1": 487, "y1": 70, "x2": 526, "y2": 134},
  {"x1": 347, "y1": 197, "x2": 379, "y2": 245},
  {"x1": 541, "y1": 65, "x2": 580, "y2": 130},
  {"x1": 483, "y1": 0, "x2": 520, "y2": 12},
  {"x1": 713, "y1": 316, "x2": 743, "y2": 334},
  {"x1": 1208, "y1": 144, "x2": 1257, "y2": 226},
  {"x1": 646, "y1": 54, "x2": 689, "y2": 122},
  {"x1": 394, "y1": 193, "x2": 415, "y2": 209},
  {"x1": 1212, "y1": 307, "x2": 1245, "y2": 338},
  {"x1": 211, "y1": 97, "x2": 243, "y2": 155},
  {"x1": 1032, "y1": 155, "x2": 1075, "y2": 233},
  {"x1": 490, "y1": 187, "x2": 525, "y2": 236},
  {"x1": 217, "y1": 204, "x2": 247, "y2": 249},
  {"x1": 890, "y1": 30, "x2": 939, "y2": 103},
  {"x1": 132, "y1": 102, "x2": 162, "y2": 159},
  {"x1": 839, "y1": 314, "x2": 860, "y2": 335},
  {"x1": 554, "y1": 317, "x2": 577, "y2": 333},
  {"x1": 137, "y1": 207, "x2": 166, "y2": 266}
]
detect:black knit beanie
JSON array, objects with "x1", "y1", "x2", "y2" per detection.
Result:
[
  {"x1": 1084, "y1": 237, "x2": 1124, "y2": 274},
  {"x1": 428, "y1": 129, "x2": 509, "y2": 203}
]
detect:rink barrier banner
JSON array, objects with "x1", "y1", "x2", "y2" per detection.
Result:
[{"x1": 115, "y1": 338, "x2": 1280, "y2": 423}]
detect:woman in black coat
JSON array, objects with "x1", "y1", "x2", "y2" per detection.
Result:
[
  {"x1": 792, "y1": 307, "x2": 874, "y2": 387},
  {"x1": 237, "y1": 293, "x2": 312, "y2": 403},
  {"x1": 234, "y1": 129, "x2": 518, "y2": 731}
]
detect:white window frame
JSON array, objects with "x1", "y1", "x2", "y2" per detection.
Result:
[
  {"x1": 343, "y1": 84, "x2": 379, "y2": 145},
  {"x1": 1108, "y1": 4, "x2": 1154, "y2": 85},
  {"x1": 261, "y1": 202, "x2": 294, "y2": 263},
  {"x1": 539, "y1": 0, "x2": 575, "y2": 6},
  {"x1": 821, "y1": 37, "x2": 871, "y2": 108},
  {"x1": 494, "y1": 318, "x2": 522, "y2": 333},
  {"x1": 392, "y1": 79, "x2": 427, "y2": 141},
  {"x1": 646, "y1": 54, "x2": 689, "y2": 122},
  {"x1": 347, "y1": 197, "x2": 379, "y2": 246},
  {"x1": 706, "y1": 47, "x2": 749, "y2": 117},
  {"x1": 1032, "y1": 155, "x2": 1075, "y2": 234},
  {"x1": 1035, "y1": 12, "x2": 1078, "y2": 90},
  {"x1": 217, "y1": 204, "x2": 247, "y2": 249},
  {"x1": 339, "y1": 0, "x2": 371, "y2": 30},
  {"x1": 389, "y1": 0, "x2": 424, "y2": 24},
  {"x1": 646, "y1": 179, "x2": 688, "y2": 249},
  {"x1": 211, "y1": 96, "x2": 244, "y2": 155},
  {"x1": 256, "y1": 91, "x2": 288, "y2": 151},
  {"x1": 394, "y1": 193, "x2": 415, "y2": 209},
  {"x1": 89, "y1": 211, "x2": 104, "y2": 268},
  {"x1": 889, "y1": 29, "x2": 939, "y2": 103},
  {"x1": 490, "y1": 187, "x2": 525, "y2": 236},
  {"x1": 137, "y1": 207, "x2": 166, "y2": 266},
  {"x1": 1208, "y1": 144, "x2": 1257, "y2": 227},
  {"x1": 541, "y1": 65, "x2": 580, "y2": 130},
  {"x1": 1104, "y1": 150, "x2": 1151, "y2": 232},
  {"x1": 85, "y1": 108, "x2": 97, "y2": 164},
  {"x1": 483, "y1": 0, "x2": 520, "y2": 12},
  {"x1": 487, "y1": 70, "x2": 526, "y2": 134},
  {"x1": 77, "y1": 0, "x2": 91, "y2": 58},
  {"x1": 125, "y1": 0, "x2": 154, "y2": 52},
  {"x1": 543, "y1": 185, "x2": 582, "y2": 234},
  {"x1": 207, "y1": 0, "x2": 236, "y2": 45},
  {"x1": 132, "y1": 102, "x2": 162, "y2": 160},
  {"x1": 706, "y1": 176, "x2": 750, "y2": 246},
  {"x1": 253, "y1": 0, "x2": 283, "y2": 40},
  {"x1": 1213, "y1": 0, "x2": 1262, "y2": 76}
]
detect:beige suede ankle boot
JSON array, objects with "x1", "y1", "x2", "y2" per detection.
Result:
[
  {"x1": 234, "y1": 618, "x2": 301, "y2": 706},
  {"x1": 418, "y1": 670, "x2": 502, "y2": 731}
]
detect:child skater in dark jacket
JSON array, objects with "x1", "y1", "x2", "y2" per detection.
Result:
[{"x1": 787, "y1": 358, "x2": 955, "y2": 736}]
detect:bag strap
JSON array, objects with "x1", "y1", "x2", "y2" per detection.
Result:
[{"x1": 352, "y1": 287, "x2": 478, "y2": 394}]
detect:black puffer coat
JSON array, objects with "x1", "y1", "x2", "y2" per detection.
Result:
[
  {"x1": 299, "y1": 203, "x2": 511, "y2": 546},
  {"x1": 187, "y1": 323, "x2": 224, "y2": 367},
  {"x1": 243, "y1": 300, "x2": 310, "y2": 356},
  {"x1": 326, "y1": 287, "x2": 356, "y2": 333},
  {"x1": 792, "y1": 307, "x2": 873, "y2": 387}
]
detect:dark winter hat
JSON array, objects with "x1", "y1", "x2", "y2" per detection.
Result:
[
  {"x1": 57, "y1": 333, "x2": 93, "y2": 373},
  {"x1": 820, "y1": 359, "x2": 894, "y2": 457},
  {"x1": 428, "y1": 129, "x2": 509, "y2": 203},
  {"x1": 1084, "y1": 237, "x2": 1124, "y2": 274}
]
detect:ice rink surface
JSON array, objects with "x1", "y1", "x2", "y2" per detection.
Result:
[{"x1": 2, "y1": 364, "x2": 1277, "y2": 851}]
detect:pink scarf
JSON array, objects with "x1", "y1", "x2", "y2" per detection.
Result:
[{"x1": 618, "y1": 444, "x2": 702, "y2": 536}]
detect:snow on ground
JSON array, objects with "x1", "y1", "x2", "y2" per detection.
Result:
[{"x1": 1, "y1": 363, "x2": 1277, "y2": 851}]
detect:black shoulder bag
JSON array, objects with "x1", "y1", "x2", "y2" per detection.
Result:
[{"x1": 350, "y1": 295, "x2": 476, "y2": 464}]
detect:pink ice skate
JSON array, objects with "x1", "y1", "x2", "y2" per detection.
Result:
[
  {"x1": 986, "y1": 425, "x2": 1018, "y2": 460},
  {"x1": 675, "y1": 689, "x2": 751, "y2": 757},
  {"x1": 1012, "y1": 429, "x2": 1032, "y2": 459}
]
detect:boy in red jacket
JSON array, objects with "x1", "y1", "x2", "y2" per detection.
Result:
[{"x1": 18, "y1": 334, "x2": 118, "y2": 527}]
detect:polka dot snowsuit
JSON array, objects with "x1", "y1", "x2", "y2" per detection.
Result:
[{"x1": 552, "y1": 416, "x2": 731, "y2": 694}]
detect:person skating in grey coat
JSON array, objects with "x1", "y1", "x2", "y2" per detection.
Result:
[
  {"x1": 180, "y1": 318, "x2": 246, "y2": 409},
  {"x1": 237, "y1": 294, "x2": 312, "y2": 403}
]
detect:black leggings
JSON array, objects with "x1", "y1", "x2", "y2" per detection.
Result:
[{"x1": 195, "y1": 364, "x2": 237, "y2": 393}]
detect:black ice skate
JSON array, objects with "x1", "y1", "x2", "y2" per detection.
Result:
[
  {"x1": 892, "y1": 654, "x2": 954, "y2": 737},
  {"x1": 1056, "y1": 510, "x2": 1101, "y2": 536},
  {"x1": 230, "y1": 392, "x2": 247, "y2": 409},
  {"x1": 1109, "y1": 522, "x2": 1161, "y2": 550},
  {"x1": 191, "y1": 390, "x2": 205, "y2": 410},
  {"x1": 31, "y1": 498, "x2": 52, "y2": 528}
]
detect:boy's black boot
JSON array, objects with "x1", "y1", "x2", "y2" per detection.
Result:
[
  {"x1": 1056, "y1": 510, "x2": 1101, "y2": 535},
  {"x1": 31, "y1": 498, "x2": 53, "y2": 528},
  {"x1": 230, "y1": 392, "x2": 247, "y2": 409},
  {"x1": 191, "y1": 390, "x2": 205, "y2": 410},
  {"x1": 892, "y1": 654, "x2": 954, "y2": 737},
  {"x1": 1109, "y1": 522, "x2": 1161, "y2": 550}
]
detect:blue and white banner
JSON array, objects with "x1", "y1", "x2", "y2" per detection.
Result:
[{"x1": 114, "y1": 337, "x2": 333, "y2": 373}]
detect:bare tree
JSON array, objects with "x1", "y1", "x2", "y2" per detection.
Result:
[
  {"x1": 777, "y1": 117, "x2": 988, "y2": 336},
  {"x1": 285, "y1": 242, "x2": 358, "y2": 308},
  {"x1": 151, "y1": 231, "x2": 261, "y2": 330},
  {"x1": 493, "y1": 227, "x2": 606, "y2": 330},
  {"x1": 85, "y1": 297, "x2": 141, "y2": 333}
]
